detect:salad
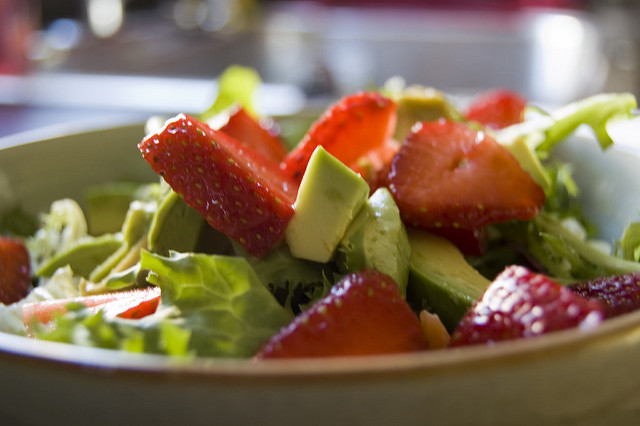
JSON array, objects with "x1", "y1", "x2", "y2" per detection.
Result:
[{"x1": 0, "y1": 66, "x2": 639, "y2": 360}]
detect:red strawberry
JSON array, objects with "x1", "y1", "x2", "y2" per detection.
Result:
[
  {"x1": 23, "y1": 286, "x2": 161, "y2": 326},
  {"x1": 464, "y1": 89, "x2": 527, "y2": 129},
  {"x1": 425, "y1": 226, "x2": 488, "y2": 256},
  {"x1": 217, "y1": 106, "x2": 288, "y2": 163},
  {"x1": 0, "y1": 236, "x2": 32, "y2": 305},
  {"x1": 281, "y1": 92, "x2": 397, "y2": 183},
  {"x1": 139, "y1": 114, "x2": 298, "y2": 258},
  {"x1": 350, "y1": 138, "x2": 401, "y2": 192},
  {"x1": 255, "y1": 269, "x2": 427, "y2": 359},
  {"x1": 449, "y1": 265, "x2": 606, "y2": 346},
  {"x1": 387, "y1": 120, "x2": 545, "y2": 234},
  {"x1": 570, "y1": 272, "x2": 640, "y2": 318}
]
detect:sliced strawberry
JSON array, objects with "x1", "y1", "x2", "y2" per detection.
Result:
[
  {"x1": 255, "y1": 269, "x2": 427, "y2": 359},
  {"x1": 424, "y1": 226, "x2": 488, "y2": 256},
  {"x1": 449, "y1": 265, "x2": 606, "y2": 347},
  {"x1": 0, "y1": 236, "x2": 32, "y2": 305},
  {"x1": 99, "y1": 288, "x2": 161, "y2": 319},
  {"x1": 281, "y1": 92, "x2": 397, "y2": 183},
  {"x1": 570, "y1": 272, "x2": 640, "y2": 318},
  {"x1": 387, "y1": 120, "x2": 545, "y2": 234},
  {"x1": 217, "y1": 106, "x2": 288, "y2": 163},
  {"x1": 22, "y1": 286, "x2": 161, "y2": 332},
  {"x1": 464, "y1": 89, "x2": 527, "y2": 130},
  {"x1": 350, "y1": 138, "x2": 401, "y2": 191},
  {"x1": 139, "y1": 114, "x2": 298, "y2": 257}
]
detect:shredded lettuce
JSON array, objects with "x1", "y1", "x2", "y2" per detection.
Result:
[
  {"x1": 497, "y1": 212, "x2": 640, "y2": 283},
  {"x1": 495, "y1": 93, "x2": 638, "y2": 155},
  {"x1": 236, "y1": 242, "x2": 338, "y2": 315},
  {"x1": 620, "y1": 222, "x2": 640, "y2": 262},
  {"x1": 0, "y1": 266, "x2": 81, "y2": 335},
  {"x1": 31, "y1": 305, "x2": 193, "y2": 357}
]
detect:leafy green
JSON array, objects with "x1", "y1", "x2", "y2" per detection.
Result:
[
  {"x1": 31, "y1": 305, "x2": 192, "y2": 357},
  {"x1": 495, "y1": 93, "x2": 637, "y2": 155},
  {"x1": 26, "y1": 199, "x2": 89, "y2": 270},
  {"x1": 522, "y1": 212, "x2": 640, "y2": 282},
  {"x1": 233, "y1": 242, "x2": 338, "y2": 315},
  {"x1": 33, "y1": 252, "x2": 294, "y2": 358},
  {"x1": 620, "y1": 222, "x2": 640, "y2": 262},
  {"x1": 0, "y1": 266, "x2": 81, "y2": 335},
  {"x1": 200, "y1": 65, "x2": 261, "y2": 121},
  {"x1": 141, "y1": 251, "x2": 293, "y2": 357},
  {"x1": 0, "y1": 205, "x2": 38, "y2": 237}
]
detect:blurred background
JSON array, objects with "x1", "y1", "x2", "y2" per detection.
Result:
[{"x1": 0, "y1": 0, "x2": 638, "y2": 138}]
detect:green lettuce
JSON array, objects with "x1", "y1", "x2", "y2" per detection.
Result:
[
  {"x1": 232, "y1": 242, "x2": 338, "y2": 315},
  {"x1": 200, "y1": 65, "x2": 261, "y2": 121},
  {"x1": 495, "y1": 92, "x2": 637, "y2": 155},
  {"x1": 33, "y1": 251, "x2": 294, "y2": 358},
  {"x1": 491, "y1": 213, "x2": 640, "y2": 283},
  {"x1": 620, "y1": 222, "x2": 640, "y2": 262},
  {"x1": 142, "y1": 251, "x2": 293, "y2": 357}
]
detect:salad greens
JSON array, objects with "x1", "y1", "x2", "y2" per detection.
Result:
[{"x1": 1, "y1": 67, "x2": 639, "y2": 358}]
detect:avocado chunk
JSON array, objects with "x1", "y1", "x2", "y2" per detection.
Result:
[
  {"x1": 337, "y1": 187, "x2": 411, "y2": 296},
  {"x1": 148, "y1": 191, "x2": 205, "y2": 256},
  {"x1": 285, "y1": 147, "x2": 370, "y2": 263},
  {"x1": 35, "y1": 233, "x2": 123, "y2": 279},
  {"x1": 85, "y1": 182, "x2": 146, "y2": 235},
  {"x1": 407, "y1": 229, "x2": 491, "y2": 332},
  {"x1": 88, "y1": 200, "x2": 156, "y2": 282},
  {"x1": 390, "y1": 85, "x2": 462, "y2": 142}
]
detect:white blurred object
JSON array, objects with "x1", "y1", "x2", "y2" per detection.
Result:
[
  {"x1": 86, "y1": 0, "x2": 124, "y2": 38},
  {"x1": 0, "y1": 72, "x2": 306, "y2": 116},
  {"x1": 608, "y1": 115, "x2": 640, "y2": 153}
]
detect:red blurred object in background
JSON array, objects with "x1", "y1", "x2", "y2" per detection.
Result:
[
  {"x1": 0, "y1": 0, "x2": 32, "y2": 74},
  {"x1": 316, "y1": 0, "x2": 585, "y2": 9}
]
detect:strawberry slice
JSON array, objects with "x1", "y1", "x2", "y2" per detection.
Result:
[
  {"x1": 139, "y1": 114, "x2": 298, "y2": 257},
  {"x1": 23, "y1": 287, "x2": 161, "y2": 335},
  {"x1": 464, "y1": 89, "x2": 527, "y2": 130},
  {"x1": 217, "y1": 106, "x2": 288, "y2": 163},
  {"x1": 0, "y1": 236, "x2": 32, "y2": 305},
  {"x1": 254, "y1": 269, "x2": 427, "y2": 359},
  {"x1": 350, "y1": 138, "x2": 401, "y2": 192},
  {"x1": 387, "y1": 120, "x2": 545, "y2": 233},
  {"x1": 570, "y1": 272, "x2": 640, "y2": 318},
  {"x1": 426, "y1": 226, "x2": 488, "y2": 256},
  {"x1": 449, "y1": 265, "x2": 606, "y2": 346},
  {"x1": 281, "y1": 92, "x2": 397, "y2": 183}
]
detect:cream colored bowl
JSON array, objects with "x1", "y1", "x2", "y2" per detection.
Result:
[{"x1": 1, "y1": 120, "x2": 640, "y2": 425}]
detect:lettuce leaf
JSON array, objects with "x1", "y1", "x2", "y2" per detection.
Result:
[
  {"x1": 32, "y1": 252, "x2": 294, "y2": 358},
  {"x1": 517, "y1": 212, "x2": 640, "y2": 282},
  {"x1": 200, "y1": 65, "x2": 261, "y2": 121},
  {"x1": 238, "y1": 243, "x2": 337, "y2": 315},
  {"x1": 142, "y1": 251, "x2": 293, "y2": 357},
  {"x1": 620, "y1": 222, "x2": 640, "y2": 262},
  {"x1": 495, "y1": 93, "x2": 637, "y2": 155}
]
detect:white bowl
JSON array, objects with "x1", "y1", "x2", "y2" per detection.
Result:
[{"x1": 1, "y1": 121, "x2": 640, "y2": 425}]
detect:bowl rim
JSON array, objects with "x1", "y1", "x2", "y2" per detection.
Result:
[{"x1": 0, "y1": 307, "x2": 639, "y2": 382}]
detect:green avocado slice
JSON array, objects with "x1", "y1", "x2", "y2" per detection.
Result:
[
  {"x1": 407, "y1": 229, "x2": 491, "y2": 332},
  {"x1": 337, "y1": 187, "x2": 411, "y2": 296},
  {"x1": 35, "y1": 233, "x2": 123, "y2": 279},
  {"x1": 148, "y1": 191, "x2": 205, "y2": 256}
]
